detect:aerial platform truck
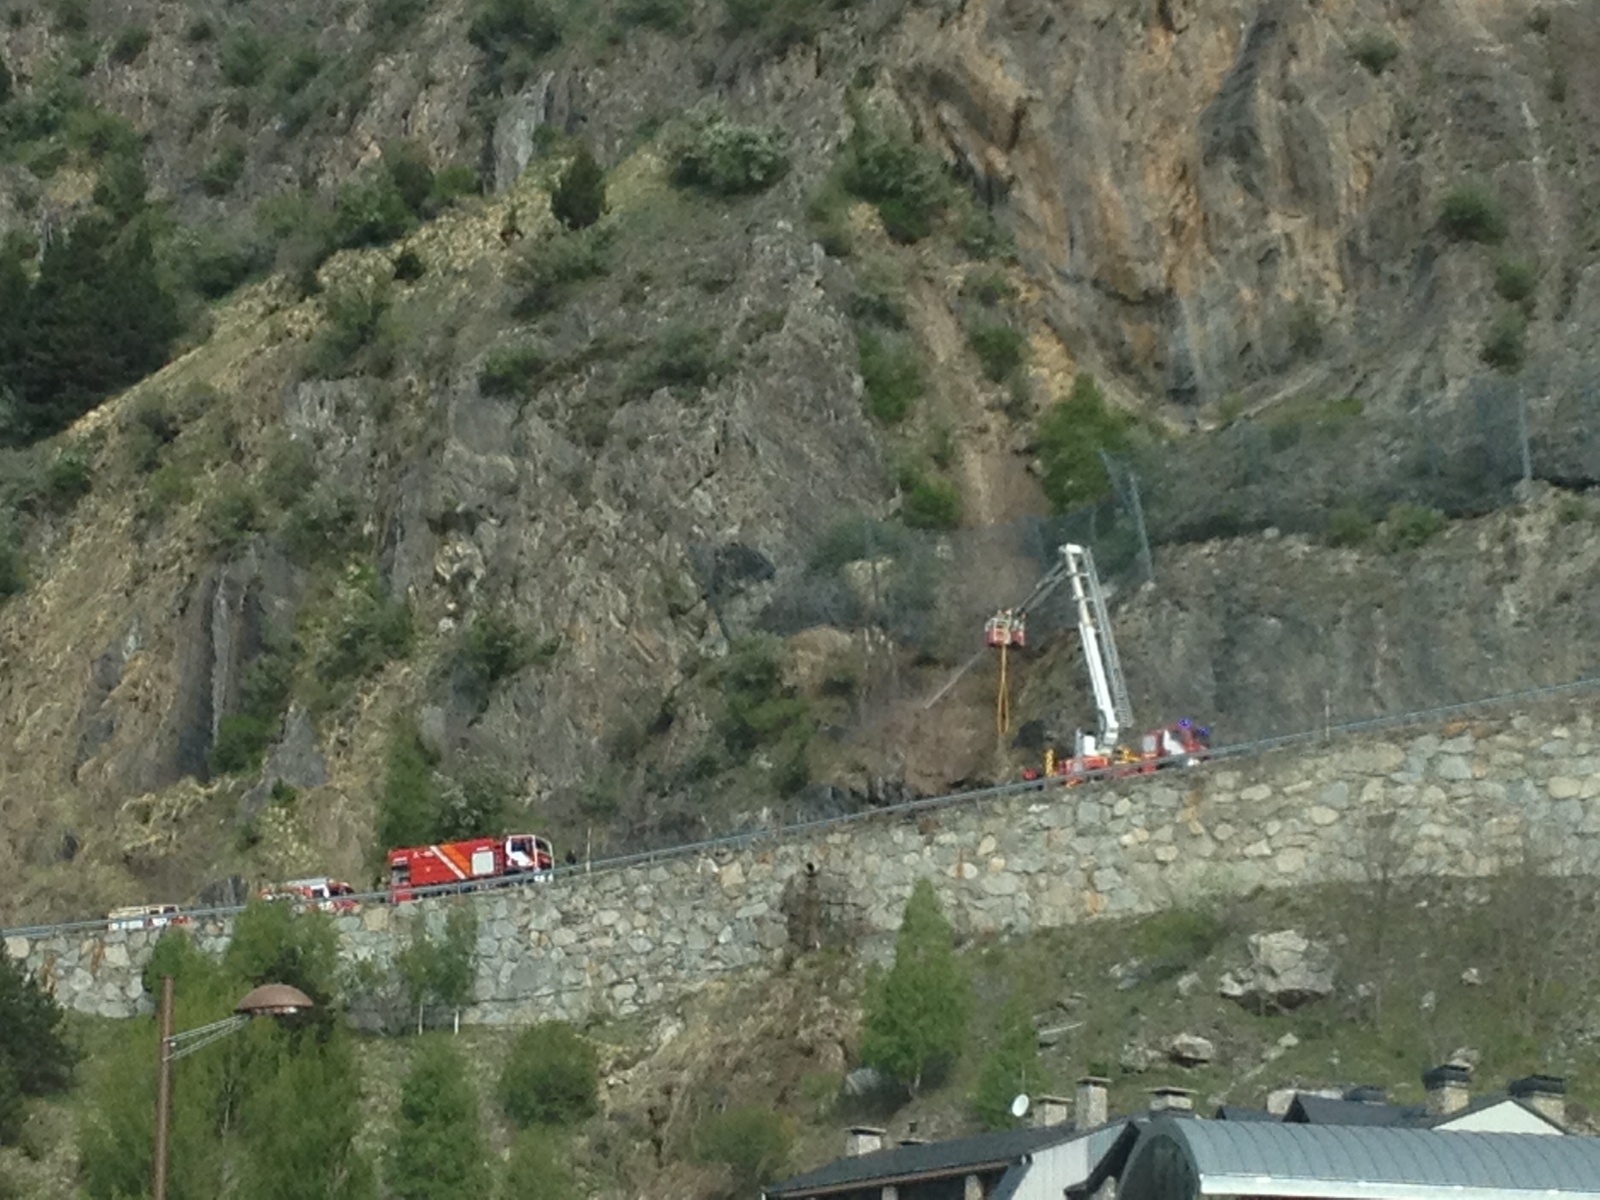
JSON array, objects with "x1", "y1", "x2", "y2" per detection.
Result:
[{"x1": 930, "y1": 542, "x2": 1210, "y2": 782}]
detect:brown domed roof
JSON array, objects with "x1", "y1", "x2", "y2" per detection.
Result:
[{"x1": 234, "y1": 983, "x2": 315, "y2": 1015}]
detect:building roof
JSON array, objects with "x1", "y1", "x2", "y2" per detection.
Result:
[
  {"x1": 1142, "y1": 1117, "x2": 1600, "y2": 1198},
  {"x1": 764, "y1": 1124, "x2": 1078, "y2": 1197},
  {"x1": 1285, "y1": 1094, "x2": 1429, "y2": 1127}
]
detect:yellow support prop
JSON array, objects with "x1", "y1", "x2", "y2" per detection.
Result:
[{"x1": 996, "y1": 643, "x2": 1010, "y2": 735}]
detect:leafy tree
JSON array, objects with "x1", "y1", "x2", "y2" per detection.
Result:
[
  {"x1": 236, "y1": 1033, "x2": 375, "y2": 1200},
  {"x1": 860, "y1": 878, "x2": 970, "y2": 1094},
  {"x1": 0, "y1": 954, "x2": 73, "y2": 1143},
  {"x1": 1036, "y1": 373, "x2": 1136, "y2": 513},
  {"x1": 387, "y1": 1039, "x2": 493, "y2": 1200},
  {"x1": 333, "y1": 173, "x2": 414, "y2": 249},
  {"x1": 502, "y1": 1127, "x2": 579, "y2": 1200},
  {"x1": 223, "y1": 900, "x2": 340, "y2": 1015},
  {"x1": 0, "y1": 55, "x2": 12, "y2": 106},
  {"x1": 396, "y1": 905, "x2": 479, "y2": 1033},
  {"x1": 551, "y1": 142, "x2": 605, "y2": 230},
  {"x1": 972, "y1": 994, "x2": 1039, "y2": 1129},
  {"x1": 383, "y1": 140, "x2": 435, "y2": 217},
  {"x1": 498, "y1": 1021, "x2": 598, "y2": 1127}
]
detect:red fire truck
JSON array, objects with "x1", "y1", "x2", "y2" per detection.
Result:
[
  {"x1": 258, "y1": 877, "x2": 360, "y2": 913},
  {"x1": 387, "y1": 834, "x2": 555, "y2": 902}
]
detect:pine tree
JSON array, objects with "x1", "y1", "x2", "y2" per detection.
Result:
[
  {"x1": 387, "y1": 1039, "x2": 493, "y2": 1200},
  {"x1": 972, "y1": 994, "x2": 1039, "y2": 1129},
  {"x1": 550, "y1": 142, "x2": 606, "y2": 231},
  {"x1": 0, "y1": 952, "x2": 74, "y2": 1140},
  {"x1": 859, "y1": 878, "x2": 970, "y2": 1094}
]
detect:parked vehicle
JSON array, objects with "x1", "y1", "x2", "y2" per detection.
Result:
[
  {"x1": 106, "y1": 904, "x2": 188, "y2": 933},
  {"x1": 258, "y1": 877, "x2": 360, "y2": 913},
  {"x1": 388, "y1": 834, "x2": 555, "y2": 902}
]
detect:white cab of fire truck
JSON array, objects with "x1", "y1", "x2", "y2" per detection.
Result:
[{"x1": 505, "y1": 834, "x2": 555, "y2": 879}]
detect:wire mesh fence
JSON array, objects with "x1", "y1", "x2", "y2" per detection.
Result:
[{"x1": 738, "y1": 357, "x2": 1600, "y2": 741}]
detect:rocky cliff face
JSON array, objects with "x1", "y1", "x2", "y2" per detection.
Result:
[{"x1": 0, "y1": 0, "x2": 1597, "y2": 924}]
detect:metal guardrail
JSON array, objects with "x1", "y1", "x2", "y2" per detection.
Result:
[{"x1": 4, "y1": 675, "x2": 1598, "y2": 943}]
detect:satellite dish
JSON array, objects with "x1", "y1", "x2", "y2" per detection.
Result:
[{"x1": 1010, "y1": 1094, "x2": 1031, "y2": 1119}]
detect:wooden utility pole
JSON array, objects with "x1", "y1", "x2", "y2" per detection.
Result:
[{"x1": 153, "y1": 974, "x2": 174, "y2": 1200}]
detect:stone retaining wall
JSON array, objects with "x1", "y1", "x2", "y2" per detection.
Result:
[{"x1": 8, "y1": 702, "x2": 1599, "y2": 1023}]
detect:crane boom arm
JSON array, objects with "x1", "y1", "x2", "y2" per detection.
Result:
[{"x1": 1061, "y1": 543, "x2": 1134, "y2": 751}]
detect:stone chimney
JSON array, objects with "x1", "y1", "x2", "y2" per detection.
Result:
[
  {"x1": 898, "y1": 1120, "x2": 928, "y2": 1147},
  {"x1": 1423, "y1": 1064, "x2": 1472, "y2": 1116},
  {"x1": 1076, "y1": 1076, "x2": 1110, "y2": 1128},
  {"x1": 1509, "y1": 1075, "x2": 1567, "y2": 1126},
  {"x1": 846, "y1": 1126, "x2": 886, "y2": 1157},
  {"x1": 1033, "y1": 1095, "x2": 1073, "y2": 1129},
  {"x1": 1148, "y1": 1086, "x2": 1196, "y2": 1114}
]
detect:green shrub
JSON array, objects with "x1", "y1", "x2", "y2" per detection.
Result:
[
  {"x1": 468, "y1": 0, "x2": 562, "y2": 90},
  {"x1": 1350, "y1": 31, "x2": 1400, "y2": 74},
  {"x1": 145, "y1": 463, "x2": 196, "y2": 518},
  {"x1": 627, "y1": 324, "x2": 723, "y2": 397},
  {"x1": 1131, "y1": 907, "x2": 1227, "y2": 975},
  {"x1": 1286, "y1": 298, "x2": 1322, "y2": 357},
  {"x1": 806, "y1": 179, "x2": 854, "y2": 257},
  {"x1": 1494, "y1": 257, "x2": 1538, "y2": 308},
  {"x1": 480, "y1": 344, "x2": 552, "y2": 398},
  {"x1": 498, "y1": 1022, "x2": 599, "y2": 1128},
  {"x1": 1036, "y1": 373, "x2": 1139, "y2": 512},
  {"x1": 453, "y1": 610, "x2": 536, "y2": 711},
  {"x1": 961, "y1": 267, "x2": 1014, "y2": 307},
  {"x1": 838, "y1": 107, "x2": 951, "y2": 243},
  {"x1": 382, "y1": 139, "x2": 434, "y2": 217},
  {"x1": 956, "y1": 203, "x2": 1015, "y2": 261},
  {"x1": 857, "y1": 329, "x2": 922, "y2": 424},
  {"x1": 372, "y1": 0, "x2": 429, "y2": 40},
  {"x1": 108, "y1": 24, "x2": 151, "y2": 66},
  {"x1": 0, "y1": 536, "x2": 23, "y2": 601},
  {"x1": 512, "y1": 227, "x2": 611, "y2": 315},
  {"x1": 208, "y1": 713, "x2": 276, "y2": 776},
  {"x1": 428, "y1": 165, "x2": 481, "y2": 210},
  {"x1": 184, "y1": 16, "x2": 215, "y2": 42},
  {"x1": 281, "y1": 486, "x2": 361, "y2": 566},
  {"x1": 275, "y1": 45, "x2": 323, "y2": 99},
  {"x1": 966, "y1": 319, "x2": 1027, "y2": 383},
  {"x1": 316, "y1": 566, "x2": 411, "y2": 685},
  {"x1": 845, "y1": 265, "x2": 908, "y2": 327},
  {"x1": 393, "y1": 248, "x2": 426, "y2": 281},
  {"x1": 388, "y1": 1040, "x2": 493, "y2": 1200},
  {"x1": 203, "y1": 479, "x2": 264, "y2": 547},
  {"x1": 722, "y1": 0, "x2": 846, "y2": 53},
  {"x1": 1439, "y1": 184, "x2": 1506, "y2": 244},
  {"x1": 669, "y1": 107, "x2": 790, "y2": 196},
  {"x1": 1325, "y1": 504, "x2": 1374, "y2": 548},
  {"x1": 1381, "y1": 502, "x2": 1445, "y2": 551},
  {"x1": 260, "y1": 438, "x2": 318, "y2": 510},
  {"x1": 199, "y1": 138, "x2": 247, "y2": 197},
  {"x1": 333, "y1": 172, "x2": 414, "y2": 249},
  {"x1": 50, "y1": 0, "x2": 88, "y2": 34},
  {"x1": 693, "y1": 1107, "x2": 793, "y2": 1191},
  {"x1": 40, "y1": 445, "x2": 92, "y2": 511},
  {"x1": 617, "y1": 0, "x2": 689, "y2": 31},
  {"x1": 220, "y1": 28, "x2": 272, "y2": 87},
  {"x1": 1480, "y1": 309, "x2": 1527, "y2": 373},
  {"x1": 901, "y1": 475, "x2": 962, "y2": 530},
  {"x1": 306, "y1": 279, "x2": 393, "y2": 378},
  {"x1": 550, "y1": 142, "x2": 605, "y2": 230}
]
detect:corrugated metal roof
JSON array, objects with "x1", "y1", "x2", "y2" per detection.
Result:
[
  {"x1": 1154, "y1": 1117, "x2": 1600, "y2": 1198},
  {"x1": 764, "y1": 1124, "x2": 1079, "y2": 1197}
]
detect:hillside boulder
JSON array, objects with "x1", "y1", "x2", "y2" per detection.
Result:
[{"x1": 1218, "y1": 929, "x2": 1335, "y2": 1010}]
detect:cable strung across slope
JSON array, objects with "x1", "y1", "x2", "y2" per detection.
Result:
[{"x1": 4, "y1": 675, "x2": 1598, "y2": 942}]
